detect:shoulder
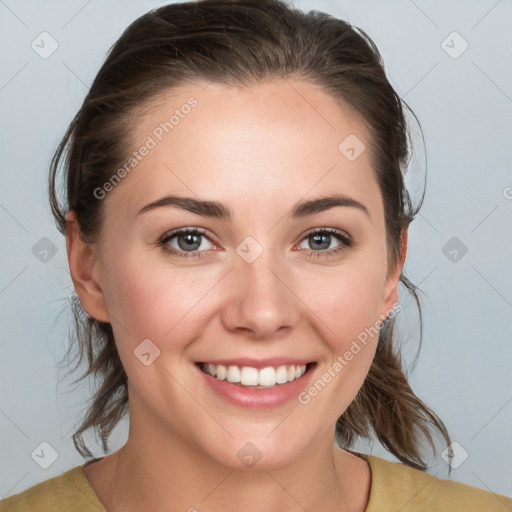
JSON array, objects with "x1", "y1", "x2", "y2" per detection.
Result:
[
  {"x1": 0, "y1": 466, "x2": 106, "y2": 512},
  {"x1": 357, "y1": 452, "x2": 512, "y2": 512}
]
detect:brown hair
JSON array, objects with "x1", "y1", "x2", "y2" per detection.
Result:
[{"x1": 49, "y1": 0, "x2": 452, "y2": 471}]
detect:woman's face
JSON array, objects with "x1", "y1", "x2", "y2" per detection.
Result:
[{"x1": 71, "y1": 79, "x2": 403, "y2": 468}]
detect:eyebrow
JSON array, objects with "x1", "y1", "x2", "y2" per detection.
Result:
[{"x1": 137, "y1": 193, "x2": 370, "y2": 219}]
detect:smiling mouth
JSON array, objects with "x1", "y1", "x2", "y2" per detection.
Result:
[{"x1": 196, "y1": 362, "x2": 316, "y2": 388}]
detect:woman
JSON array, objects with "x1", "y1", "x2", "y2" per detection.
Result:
[{"x1": 1, "y1": 0, "x2": 510, "y2": 510}]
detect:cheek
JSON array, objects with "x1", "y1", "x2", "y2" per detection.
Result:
[
  {"x1": 99, "y1": 250, "x2": 223, "y2": 351},
  {"x1": 296, "y1": 254, "x2": 388, "y2": 408},
  {"x1": 305, "y1": 256, "x2": 387, "y2": 344}
]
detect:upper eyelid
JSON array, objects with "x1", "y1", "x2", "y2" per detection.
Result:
[
  {"x1": 304, "y1": 227, "x2": 350, "y2": 237},
  {"x1": 299, "y1": 227, "x2": 352, "y2": 242},
  {"x1": 160, "y1": 226, "x2": 210, "y2": 241}
]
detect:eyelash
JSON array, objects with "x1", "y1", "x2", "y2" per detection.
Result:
[
  {"x1": 159, "y1": 227, "x2": 215, "y2": 259},
  {"x1": 303, "y1": 228, "x2": 353, "y2": 259},
  {"x1": 159, "y1": 227, "x2": 353, "y2": 260}
]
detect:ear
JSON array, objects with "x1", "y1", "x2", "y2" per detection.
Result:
[
  {"x1": 380, "y1": 228, "x2": 408, "y2": 317},
  {"x1": 65, "y1": 211, "x2": 110, "y2": 322}
]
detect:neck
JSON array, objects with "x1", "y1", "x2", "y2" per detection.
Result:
[{"x1": 86, "y1": 403, "x2": 370, "y2": 512}]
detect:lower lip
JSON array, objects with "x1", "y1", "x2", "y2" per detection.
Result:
[{"x1": 195, "y1": 363, "x2": 316, "y2": 408}]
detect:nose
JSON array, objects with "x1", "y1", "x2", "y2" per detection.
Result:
[{"x1": 220, "y1": 251, "x2": 301, "y2": 340}]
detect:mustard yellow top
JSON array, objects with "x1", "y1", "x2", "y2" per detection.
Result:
[{"x1": 1, "y1": 453, "x2": 511, "y2": 511}]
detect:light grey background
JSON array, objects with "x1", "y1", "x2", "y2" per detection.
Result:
[{"x1": 1, "y1": 0, "x2": 511, "y2": 501}]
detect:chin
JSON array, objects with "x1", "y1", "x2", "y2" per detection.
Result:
[{"x1": 199, "y1": 434, "x2": 308, "y2": 471}]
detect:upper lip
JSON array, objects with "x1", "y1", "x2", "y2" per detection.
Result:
[{"x1": 197, "y1": 358, "x2": 314, "y2": 369}]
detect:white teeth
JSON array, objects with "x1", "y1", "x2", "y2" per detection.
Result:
[
  {"x1": 258, "y1": 367, "x2": 276, "y2": 386},
  {"x1": 275, "y1": 365, "x2": 289, "y2": 384},
  {"x1": 241, "y1": 367, "x2": 259, "y2": 385},
  {"x1": 227, "y1": 365, "x2": 241, "y2": 383},
  {"x1": 216, "y1": 365, "x2": 227, "y2": 380},
  {"x1": 201, "y1": 363, "x2": 308, "y2": 387}
]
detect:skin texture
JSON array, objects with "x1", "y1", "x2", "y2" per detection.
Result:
[{"x1": 66, "y1": 79, "x2": 407, "y2": 512}]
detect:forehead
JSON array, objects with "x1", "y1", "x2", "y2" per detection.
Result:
[{"x1": 102, "y1": 79, "x2": 381, "y2": 223}]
